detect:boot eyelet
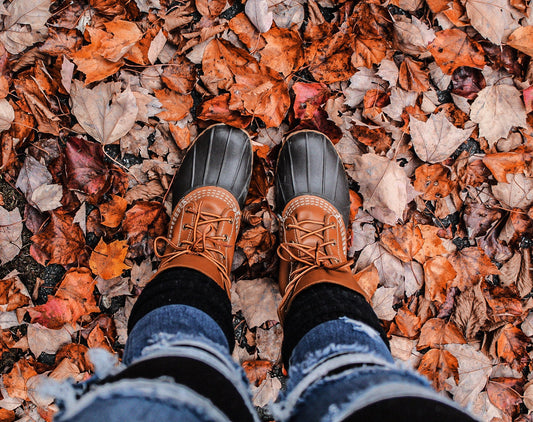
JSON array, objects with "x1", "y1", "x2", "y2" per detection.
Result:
[
  {"x1": 333, "y1": 258, "x2": 339, "y2": 263},
  {"x1": 229, "y1": 218, "x2": 233, "y2": 224},
  {"x1": 223, "y1": 234, "x2": 228, "y2": 241},
  {"x1": 332, "y1": 241, "x2": 336, "y2": 246},
  {"x1": 182, "y1": 224, "x2": 187, "y2": 230}
]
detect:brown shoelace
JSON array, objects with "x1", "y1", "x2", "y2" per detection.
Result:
[
  {"x1": 277, "y1": 217, "x2": 351, "y2": 313},
  {"x1": 154, "y1": 204, "x2": 233, "y2": 294}
]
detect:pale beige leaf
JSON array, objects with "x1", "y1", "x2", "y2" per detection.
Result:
[
  {"x1": 524, "y1": 382, "x2": 533, "y2": 410},
  {"x1": 61, "y1": 56, "x2": 75, "y2": 93},
  {"x1": 470, "y1": 84, "x2": 527, "y2": 145},
  {"x1": 252, "y1": 374, "x2": 281, "y2": 407},
  {"x1": 30, "y1": 184, "x2": 63, "y2": 212},
  {"x1": 256, "y1": 325, "x2": 282, "y2": 362},
  {"x1": 71, "y1": 81, "x2": 138, "y2": 145},
  {"x1": 344, "y1": 68, "x2": 384, "y2": 107},
  {"x1": 465, "y1": 0, "x2": 512, "y2": 45},
  {"x1": 235, "y1": 278, "x2": 281, "y2": 327},
  {"x1": 377, "y1": 59, "x2": 398, "y2": 86},
  {"x1": 4, "y1": 0, "x2": 51, "y2": 28},
  {"x1": 355, "y1": 243, "x2": 405, "y2": 290},
  {"x1": 27, "y1": 324, "x2": 71, "y2": 358},
  {"x1": 382, "y1": 87, "x2": 417, "y2": 121},
  {"x1": 245, "y1": 0, "x2": 273, "y2": 33},
  {"x1": 0, "y1": 98, "x2": 14, "y2": 131},
  {"x1": 148, "y1": 29, "x2": 167, "y2": 64},
  {"x1": 492, "y1": 173, "x2": 533, "y2": 209},
  {"x1": 351, "y1": 153, "x2": 415, "y2": 224},
  {"x1": 410, "y1": 111, "x2": 473, "y2": 163},
  {"x1": 0, "y1": 207, "x2": 22, "y2": 265},
  {"x1": 134, "y1": 0, "x2": 161, "y2": 12},
  {"x1": 445, "y1": 343, "x2": 492, "y2": 408},
  {"x1": 372, "y1": 286, "x2": 397, "y2": 321}
]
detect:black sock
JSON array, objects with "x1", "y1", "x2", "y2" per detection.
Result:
[
  {"x1": 281, "y1": 283, "x2": 389, "y2": 367},
  {"x1": 128, "y1": 268, "x2": 234, "y2": 351}
]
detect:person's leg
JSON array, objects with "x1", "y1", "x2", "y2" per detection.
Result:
[
  {"x1": 53, "y1": 124, "x2": 258, "y2": 422},
  {"x1": 273, "y1": 131, "x2": 476, "y2": 422}
]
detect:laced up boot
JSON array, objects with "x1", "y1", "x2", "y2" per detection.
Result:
[
  {"x1": 152, "y1": 124, "x2": 252, "y2": 297},
  {"x1": 275, "y1": 130, "x2": 368, "y2": 324}
]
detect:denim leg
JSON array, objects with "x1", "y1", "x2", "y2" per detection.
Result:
[
  {"x1": 54, "y1": 305, "x2": 258, "y2": 422},
  {"x1": 274, "y1": 317, "x2": 476, "y2": 422}
]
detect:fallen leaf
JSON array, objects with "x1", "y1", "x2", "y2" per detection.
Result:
[
  {"x1": 252, "y1": 374, "x2": 281, "y2": 407},
  {"x1": 465, "y1": 0, "x2": 513, "y2": 45},
  {"x1": 418, "y1": 348, "x2": 459, "y2": 391},
  {"x1": 242, "y1": 360, "x2": 273, "y2": 386},
  {"x1": 256, "y1": 324, "x2": 282, "y2": 362},
  {"x1": 235, "y1": 278, "x2": 281, "y2": 327},
  {"x1": 398, "y1": 57, "x2": 429, "y2": 92},
  {"x1": 445, "y1": 343, "x2": 492, "y2": 408},
  {"x1": 372, "y1": 286, "x2": 397, "y2": 321},
  {"x1": 30, "y1": 211, "x2": 85, "y2": 266},
  {"x1": 381, "y1": 222, "x2": 423, "y2": 263},
  {"x1": 417, "y1": 318, "x2": 466, "y2": 349},
  {"x1": 0, "y1": 207, "x2": 23, "y2": 265},
  {"x1": 507, "y1": 26, "x2": 533, "y2": 57},
  {"x1": 450, "y1": 284, "x2": 487, "y2": 340},
  {"x1": 487, "y1": 377, "x2": 523, "y2": 417},
  {"x1": 353, "y1": 264, "x2": 379, "y2": 301},
  {"x1": 449, "y1": 246, "x2": 499, "y2": 291},
  {"x1": 71, "y1": 81, "x2": 138, "y2": 145},
  {"x1": 0, "y1": 99, "x2": 14, "y2": 131},
  {"x1": 259, "y1": 26, "x2": 303, "y2": 77},
  {"x1": 154, "y1": 88, "x2": 193, "y2": 122},
  {"x1": 245, "y1": 0, "x2": 273, "y2": 33},
  {"x1": 99, "y1": 195, "x2": 128, "y2": 228},
  {"x1": 492, "y1": 173, "x2": 533, "y2": 209},
  {"x1": 409, "y1": 111, "x2": 473, "y2": 163},
  {"x1": 351, "y1": 153, "x2": 416, "y2": 225},
  {"x1": 428, "y1": 29, "x2": 486, "y2": 75},
  {"x1": 470, "y1": 84, "x2": 527, "y2": 145},
  {"x1": 482, "y1": 151, "x2": 530, "y2": 183},
  {"x1": 27, "y1": 324, "x2": 71, "y2": 358},
  {"x1": 414, "y1": 164, "x2": 455, "y2": 201},
  {"x1": 0, "y1": 273, "x2": 31, "y2": 312},
  {"x1": 89, "y1": 239, "x2": 130, "y2": 280},
  {"x1": 496, "y1": 324, "x2": 530, "y2": 371},
  {"x1": 423, "y1": 255, "x2": 457, "y2": 303},
  {"x1": 161, "y1": 55, "x2": 197, "y2": 95},
  {"x1": 3, "y1": 358, "x2": 37, "y2": 401}
]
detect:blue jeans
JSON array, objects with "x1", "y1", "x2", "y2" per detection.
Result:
[{"x1": 52, "y1": 305, "x2": 474, "y2": 422}]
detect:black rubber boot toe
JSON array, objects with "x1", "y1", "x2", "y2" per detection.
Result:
[
  {"x1": 172, "y1": 124, "x2": 253, "y2": 209},
  {"x1": 275, "y1": 130, "x2": 350, "y2": 226}
]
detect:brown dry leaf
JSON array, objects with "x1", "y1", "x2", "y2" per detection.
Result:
[
  {"x1": 27, "y1": 324, "x2": 71, "y2": 358},
  {"x1": 449, "y1": 246, "x2": 499, "y2": 291},
  {"x1": 0, "y1": 274, "x2": 31, "y2": 312},
  {"x1": 161, "y1": 55, "x2": 197, "y2": 94},
  {"x1": 351, "y1": 153, "x2": 416, "y2": 225},
  {"x1": 122, "y1": 201, "x2": 169, "y2": 258},
  {"x1": 482, "y1": 282, "x2": 523, "y2": 323},
  {"x1": 414, "y1": 225, "x2": 448, "y2": 262},
  {"x1": 507, "y1": 26, "x2": 533, "y2": 57},
  {"x1": 259, "y1": 26, "x2": 303, "y2": 77},
  {"x1": 428, "y1": 29, "x2": 486, "y2": 75},
  {"x1": 4, "y1": 358, "x2": 37, "y2": 401},
  {"x1": 89, "y1": 239, "x2": 130, "y2": 280},
  {"x1": 30, "y1": 211, "x2": 85, "y2": 266},
  {"x1": 487, "y1": 377, "x2": 523, "y2": 417},
  {"x1": 496, "y1": 324, "x2": 530, "y2": 371},
  {"x1": 482, "y1": 151, "x2": 531, "y2": 183},
  {"x1": 71, "y1": 81, "x2": 138, "y2": 145},
  {"x1": 98, "y1": 20, "x2": 143, "y2": 62},
  {"x1": 417, "y1": 318, "x2": 466, "y2": 349},
  {"x1": 0, "y1": 409, "x2": 15, "y2": 422},
  {"x1": 242, "y1": 360, "x2": 273, "y2": 386},
  {"x1": 350, "y1": 125, "x2": 392, "y2": 154},
  {"x1": 87, "y1": 325, "x2": 113, "y2": 353},
  {"x1": 353, "y1": 264, "x2": 379, "y2": 302},
  {"x1": 423, "y1": 255, "x2": 457, "y2": 303},
  {"x1": 393, "y1": 305, "x2": 422, "y2": 338},
  {"x1": 235, "y1": 278, "x2": 281, "y2": 327},
  {"x1": 0, "y1": 206, "x2": 23, "y2": 265},
  {"x1": 99, "y1": 195, "x2": 128, "y2": 228},
  {"x1": 450, "y1": 284, "x2": 487, "y2": 340},
  {"x1": 409, "y1": 111, "x2": 473, "y2": 163},
  {"x1": 470, "y1": 85, "x2": 527, "y2": 145},
  {"x1": 492, "y1": 173, "x2": 533, "y2": 210},
  {"x1": 0, "y1": 99, "x2": 15, "y2": 132},
  {"x1": 398, "y1": 57, "x2": 429, "y2": 92},
  {"x1": 236, "y1": 226, "x2": 276, "y2": 266},
  {"x1": 414, "y1": 164, "x2": 455, "y2": 201},
  {"x1": 381, "y1": 222, "x2": 423, "y2": 263},
  {"x1": 418, "y1": 348, "x2": 459, "y2": 391},
  {"x1": 197, "y1": 94, "x2": 253, "y2": 128},
  {"x1": 465, "y1": 0, "x2": 513, "y2": 45},
  {"x1": 154, "y1": 88, "x2": 193, "y2": 122}
]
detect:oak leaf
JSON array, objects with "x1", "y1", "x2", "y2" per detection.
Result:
[
  {"x1": 418, "y1": 348, "x2": 459, "y2": 391},
  {"x1": 71, "y1": 81, "x2": 138, "y2": 145},
  {"x1": 428, "y1": 29, "x2": 485, "y2": 75},
  {"x1": 89, "y1": 239, "x2": 130, "y2": 280},
  {"x1": 470, "y1": 84, "x2": 527, "y2": 145},
  {"x1": 351, "y1": 153, "x2": 416, "y2": 225},
  {"x1": 409, "y1": 111, "x2": 473, "y2": 163}
]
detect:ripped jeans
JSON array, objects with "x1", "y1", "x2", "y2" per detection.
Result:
[{"x1": 53, "y1": 304, "x2": 476, "y2": 422}]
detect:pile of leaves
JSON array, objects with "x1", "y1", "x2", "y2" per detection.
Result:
[{"x1": 0, "y1": 0, "x2": 532, "y2": 420}]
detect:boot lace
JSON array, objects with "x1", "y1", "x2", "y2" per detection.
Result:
[
  {"x1": 277, "y1": 217, "x2": 351, "y2": 313},
  {"x1": 154, "y1": 203, "x2": 233, "y2": 293}
]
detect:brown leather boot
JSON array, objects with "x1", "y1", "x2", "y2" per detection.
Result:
[
  {"x1": 275, "y1": 130, "x2": 367, "y2": 324},
  {"x1": 152, "y1": 124, "x2": 252, "y2": 297}
]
